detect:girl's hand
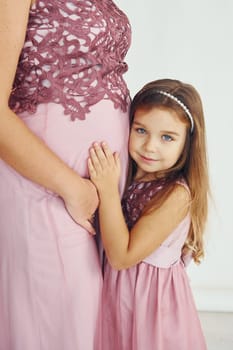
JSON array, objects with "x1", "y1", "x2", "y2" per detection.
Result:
[
  {"x1": 63, "y1": 177, "x2": 99, "y2": 235},
  {"x1": 88, "y1": 142, "x2": 121, "y2": 194}
]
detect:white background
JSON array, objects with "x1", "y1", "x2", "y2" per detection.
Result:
[{"x1": 115, "y1": 0, "x2": 233, "y2": 311}]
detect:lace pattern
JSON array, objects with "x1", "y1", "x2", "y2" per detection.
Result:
[
  {"x1": 9, "y1": 0, "x2": 131, "y2": 120},
  {"x1": 122, "y1": 180, "x2": 164, "y2": 229},
  {"x1": 122, "y1": 178, "x2": 188, "y2": 229}
]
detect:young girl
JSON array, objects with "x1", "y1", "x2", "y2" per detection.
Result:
[{"x1": 88, "y1": 78, "x2": 209, "y2": 350}]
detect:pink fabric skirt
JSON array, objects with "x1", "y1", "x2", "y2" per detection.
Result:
[
  {"x1": 0, "y1": 101, "x2": 129, "y2": 350},
  {"x1": 101, "y1": 261, "x2": 207, "y2": 350}
]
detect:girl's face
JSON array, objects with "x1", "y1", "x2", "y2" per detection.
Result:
[{"x1": 129, "y1": 106, "x2": 187, "y2": 181}]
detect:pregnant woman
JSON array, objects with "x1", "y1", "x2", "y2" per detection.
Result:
[{"x1": 0, "y1": 1, "x2": 131, "y2": 349}]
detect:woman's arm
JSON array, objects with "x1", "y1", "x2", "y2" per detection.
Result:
[
  {"x1": 0, "y1": 0, "x2": 98, "y2": 233},
  {"x1": 88, "y1": 142, "x2": 190, "y2": 269}
]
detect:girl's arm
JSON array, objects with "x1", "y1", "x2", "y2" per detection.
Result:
[
  {"x1": 0, "y1": 0, "x2": 98, "y2": 234},
  {"x1": 88, "y1": 142, "x2": 190, "y2": 269}
]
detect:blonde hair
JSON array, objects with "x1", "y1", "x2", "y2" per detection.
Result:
[{"x1": 128, "y1": 78, "x2": 209, "y2": 263}]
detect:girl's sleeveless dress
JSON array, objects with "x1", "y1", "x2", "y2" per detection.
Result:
[
  {"x1": 101, "y1": 180, "x2": 207, "y2": 350},
  {"x1": 0, "y1": 1, "x2": 131, "y2": 350}
]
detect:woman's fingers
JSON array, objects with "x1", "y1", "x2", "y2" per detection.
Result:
[{"x1": 79, "y1": 218, "x2": 96, "y2": 235}]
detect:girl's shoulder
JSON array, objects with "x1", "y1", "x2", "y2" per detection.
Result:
[
  {"x1": 129, "y1": 176, "x2": 190, "y2": 192},
  {"x1": 124, "y1": 176, "x2": 190, "y2": 203},
  {"x1": 175, "y1": 178, "x2": 191, "y2": 197}
]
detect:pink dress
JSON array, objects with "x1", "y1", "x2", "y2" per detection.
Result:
[
  {"x1": 0, "y1": 1, "x2": 131, "y2": 350},
  {"x1": 101, "y1": 180, "x2": 207, "y2": 350}
]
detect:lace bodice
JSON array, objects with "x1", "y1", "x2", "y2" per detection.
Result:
[
  {"x1": 122, "y1": 180, "x2": 164, "y2": 229},
  {"x1": 122, "y1": 179, "x2": 191, "y2": 267},
  {"x1": 9, "y1": 0, "x2": 131, "y2": 120}
]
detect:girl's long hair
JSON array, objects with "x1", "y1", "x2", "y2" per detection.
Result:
[{"x1": 128, "y1": 79, "x2": 209, "y2": 263}]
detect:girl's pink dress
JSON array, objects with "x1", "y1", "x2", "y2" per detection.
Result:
[
  {"x1": 0, "y1": 1, "x2": 131, "y2": 349},
  {"x1": 101, "y1": 180, "x2": 207, "y2": 350}
]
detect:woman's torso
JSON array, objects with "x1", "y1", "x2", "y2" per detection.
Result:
[
  {"x1": 6, "y1": 0, "x2": 131, "y2": 189},
  {"x1": 9, "y1": 0, "x2": 131, "y2": 121}
]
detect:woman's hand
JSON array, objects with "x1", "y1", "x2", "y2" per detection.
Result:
[
  {"x1": 88, "y1": 142, "x2": 121, "y2": 195},
  {"x1": 63, "y1": 177, "x2": 99, "y2": 235}
]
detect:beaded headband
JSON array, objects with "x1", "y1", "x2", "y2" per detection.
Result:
[{"x1": 157, "y1": 90, "x2": 194, "y2": 133}]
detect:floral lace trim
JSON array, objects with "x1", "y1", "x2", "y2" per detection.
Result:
[
  {"x1": 122, "y1": 178, "x2": 188, "y2": 229},
  {"x1": 9, "y1": 0, "x2": 131, "y2": 120},
  {"x1": 122, "y1": 180, "x2": 164, "y2": 228}
]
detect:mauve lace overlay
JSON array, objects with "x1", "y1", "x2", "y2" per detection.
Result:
[
  {"x1": 122, "y1": 180, "x2": 164, "y2": 230},
  {"x1": 9, "y1": 0, "x2": 131, "y2": 120}
]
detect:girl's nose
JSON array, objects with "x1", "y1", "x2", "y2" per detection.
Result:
[{"x1": 144, "y1": 137, "x2": 157, "y2": 152}]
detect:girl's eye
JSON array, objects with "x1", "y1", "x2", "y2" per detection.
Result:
[
  {"x1": 136, "y1": 127, "x2": 146, "y2": 134},
  {"x1": 162, "y1": 134, "x2": 173, "y2": 141}
]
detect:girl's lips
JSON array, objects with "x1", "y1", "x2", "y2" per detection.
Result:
[{"x1": 140, "y1": 155, "x2": 156, "y2": 162}]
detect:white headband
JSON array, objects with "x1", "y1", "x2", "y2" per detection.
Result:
[{"x1": 157, "y1": 90, "x2": 194, "y2": 133}]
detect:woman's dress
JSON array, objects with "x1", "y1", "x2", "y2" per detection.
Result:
[
  {"x1": 101, "y1": 180, "x2": 207, "y2": 350},
  {"x1": 0, "y1": 1, "x2": 131, "y2": 349}
]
